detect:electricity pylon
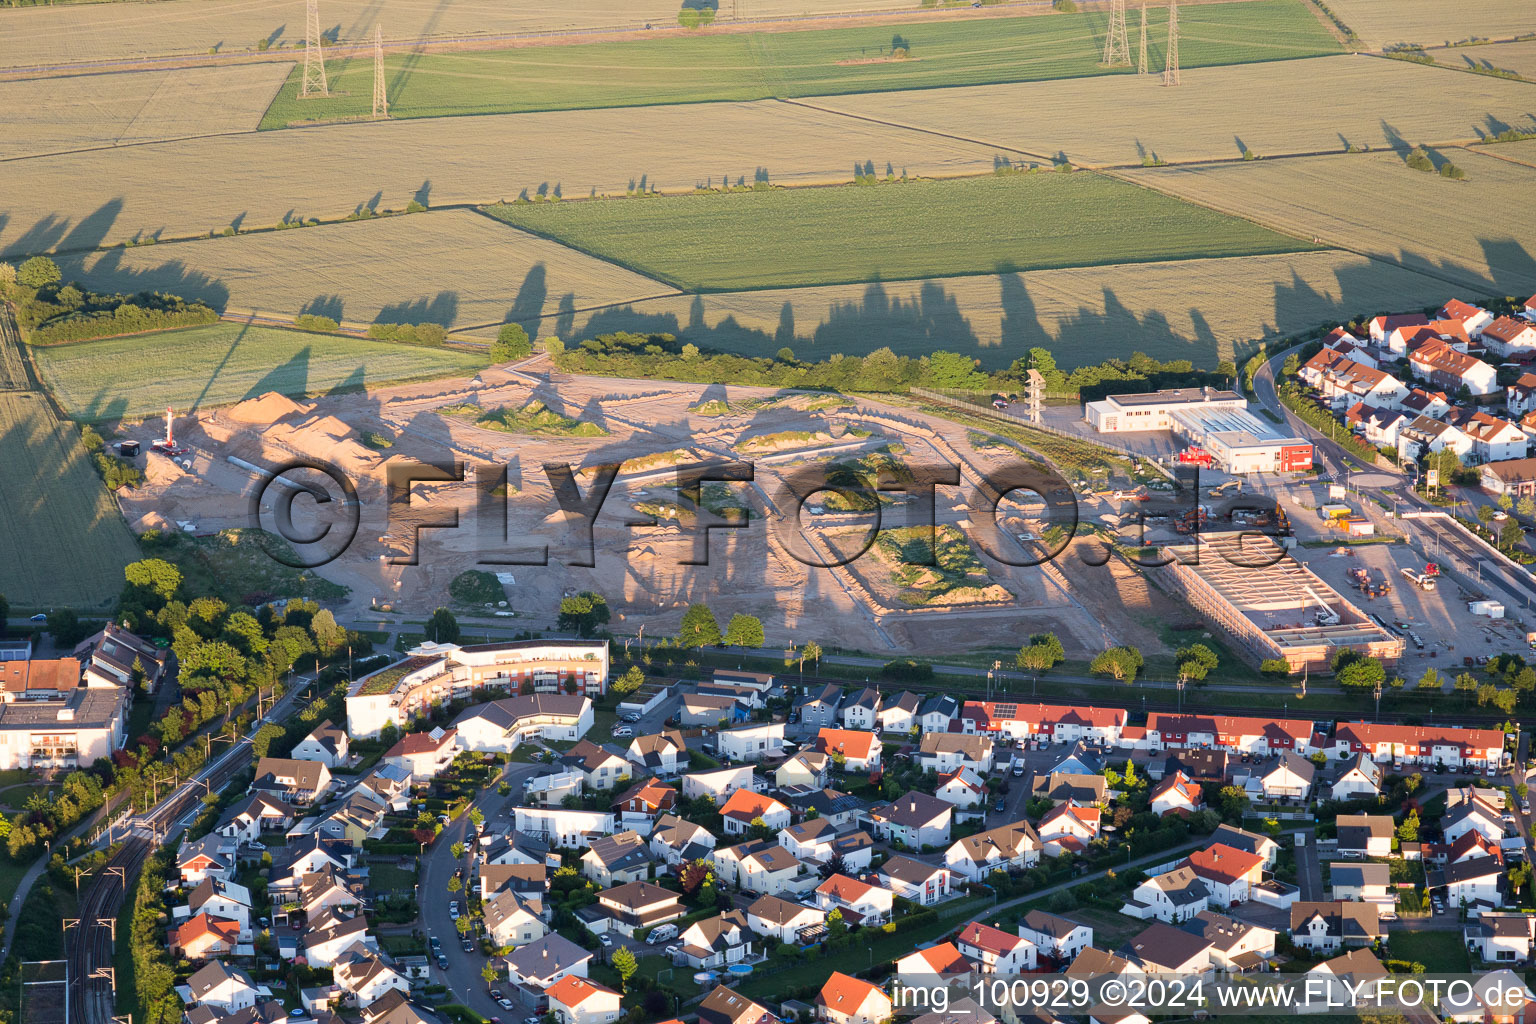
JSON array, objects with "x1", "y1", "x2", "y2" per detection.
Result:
[
  {"x1": 372, "y1": 24, "x2": 387, "y2": 117},
  {"x1": 1163, "y1": 0, "x2": 1181, "y2": 86},
  {"x1": 1138, "y1": 2, "x2": 1149, "y2": 74},
  {"x1": 1101, "y1": 0, "x2": 1131, "y2": 66},
  {"x1": 301, "y1": 0, "x2": 328, "y2": 97}
]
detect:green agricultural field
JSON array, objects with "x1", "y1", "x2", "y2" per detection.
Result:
[
  {"x1": 260, "y1": 0, "x2": 1339, "y2": 127},
  {"x1": 30, "y1": 323, "x2": 487, "y2": 422},
  {"x1": 0, "y1": 391, "x2": 141, "y2": 610},
  {"x1": 486, "y1": 173, "x2": 1319, "y2": 291}
]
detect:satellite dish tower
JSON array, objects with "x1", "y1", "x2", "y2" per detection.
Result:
[
  {"x1": 372, "y1": 24, "x2": 388, "y2": 118},
  {"x1": 1101, "y1": 0, "x2": 1131, "y2": 67},
  {"x1": 1163, "y1": 0, "x2": 1181, "y2": 86},
  {"x1": 302, "y1": 0, "x2": 329, "y2": 97}
]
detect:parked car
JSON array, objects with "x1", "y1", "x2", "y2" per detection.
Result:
[
  {"x1": 497, "y1": 1000, "x2": 515, "y2": 1012},
  {"x1": 436, "y1": 955, "x2": 449, "y2": 969},
  {"x1": 449, "y1": 902, "x2": 461, "y2": 919},
  {"x1": 600, "y1": 934, "x2": 613, "y2": 947},
  {"x1": 490, "y1": 992, "x2": 504, "y2": 1002},
  {"x1": 994, "y1": 797, "x2": 1007, "y2": 812},
  {"x1": 614, "y1": 726, "x2": 634, "y2": 738},
  {"x1": 462, "y1": 939, "x2": 474, "y2": 953}
]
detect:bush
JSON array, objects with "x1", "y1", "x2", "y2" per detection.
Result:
[
  {"x1": 491, "y1": 323, "x2": 532, "y2": 362},
  {"x1": 366, "y1": 321, "x2": 448, "y2": 347},
  {"x1": 294, "y1": 313, "x2": 341, "y2": 332},
  {"x1": 1053, "y1": 0, "x2": 1077, "y2": 9},
  {"x1": 28, "y1": 301, "x2": 218, "y2": 344}
]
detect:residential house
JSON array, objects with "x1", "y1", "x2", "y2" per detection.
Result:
[
  {"x1": 711, "y1": 838, "x2": 775, "y2": 888},
  {"x1": 251, "y1": 757, "x2": 332, "y2": 805},
  {"x1": 718, "y1": 723, "x2": 785, "y2": 762},
  {"x1": 1440, "y1": 299, "x2": 1496, "y2": 337},
  {"x1": 503, "y1": 933, "x2": 592, "y2": 989},
  {"x1": 1483, "y1": 316, "x2": 1536, "y2": 358},
  {"x1": 819, "y1": 973, "x2": 892, "y2": 1024},
  {"x1": 1121, "y1": 921, "x2": 1214, "y2": 974},
  {"x1": 1369, "y1": 313, "x2": 1430, "y2": 350},
  {"x1": 71, "y1": 622, "x2": 168, "y2": 691},
  {"x1": 292, "y1": 721, "x2": 350, "y2": 768},
  {"x1": 945, "y1": 820, "x2": 1042, "y2": 881},
  {"x1": 1031, "y1": 772, "x2": 1108, "y2": 806},
  {"x1": 1398, "y1": 414, "x2": 1474, "y2": 462},
  {"x1": 814, "y1": 874, "x2": 894, "y2": 924},
  {"x1": 958, "y1": 920, "x2": 1036, "y2": 973},
  {"x1": 483, "y1": 890, "x2": 548, "y2": 948},
  {"x1": 1068, "y1": 947, "x2": 1144, "y2": 978},
  {"x1": 779, "y1": 817, "x2": 846, "y2": 864},
  {"x1": 679, "y1": 694, "x2": 745, "y2": 728},
  {"x1": 481, "y1": 862, "x2": 550, "y2": 899},
  {"x1": 1047, "y1": 742, "x2": 1105, "y2": 777},
  {"x1": 1441, "y1": 856, "x2": 1504, "y2": 910},
  {"x1": 649, "y1": 815, "x2": 717, "y2": 868},
  {"x1": 1409, "y1": 340, "x2": 1498, "y2": 397},
  {"x1": 1464, "y1": 914, "x2": 1533, "y2": 964},
  {"x1": 1289, "y1": 902, "x2": 1383, "y2": 952},
  {"x1": 174, "y1": 913, "x2": 242, "y2": 960},
  {"x1": 1442, "y1": 969, "x2": 1536, "y2": 1024},
  {"x1": 1149, "y1": 771, "x2": 1203, "y2": 817},
  {"x1": 1336, "y1": 814, "x2": 1394, "y2": 858},
  {"x1": 1037, "y1": 802, "x2": 1101, "y2": 857},
  {"x1": 612, "y1": 778, "x2": 677, "y2": 822},
  {"x1": 746, "y1": 893, "x2": 826, "y2": 945},
  {"x1": 814, "y1": 729, "x2": 881, "y2": 772},
  {"x1": 935, "y1": 767, "x2": 987, "y2": 810},
  {"x1": 918, "y1": 733, "x2": 994, "y2": 774},
  {"x1": 1212, "y1": 824, "x2": 1281, "y2": 868},
  {"x1": 1401, "y1": 387, "x2": 1452, "y2": 420},
  {"x1": 1145, "y1": 713, "x2": 1315, "y2": 757},
  {"x1": 719, "y1": 790, "x2": 790, "y2": 836},
  {"x1": 1187, "y1": 844, "x2": 1265, "y2": 906},
  {"x1": 560, "y1": 741, "x2": 631, "y2": 792},
  {"x1": 918, "y1": 695, "x2": 961, "y2": 734},
  {"x1": 878, "y1": 855, "x2": 952, "y2": 906},
  {"x1": 868, "y1": 792, "x2": 953, "y2": 848},
  {"x1": 1244, "y1": 752, "x2": 1315, "y2": 801},
  {"x1": 839, "y1": 688, "x2": 881, "y2": 730},
  {"x1": 1482, "y1": 457, "x2": 1536, "y2": 498},
  {"x1": 186, "y1": 962, "x2": 261, "y2": 1014},
  {"x1": 592, "y1": 881, "x2": 684, "y2": 937},
  {"x1": 697, "y1": 682, "x2": 762, "y2": 711},
  {"x1": 682, "y1": 764, "x2": 755, "y2": 802},
  {"x1": 1125, "y1": 866, "x2": 1209, "y2": 923},
  {"x1": 382, "y1": 728, "x2": 457, "y2": 784},
  {"x1": 675, "y1": 910, "x2": 754, "y2": 969},
  {"x1": 698, "y1": 986, "x2": 778, "y2": 1024},
  {"x1": 187, "y1": 878, "x2": 253, "y2": 938},
  {"x1": 626, "y1": 731, "x2": 687, "y2": 776},
  {"x1": 1511, "y1": 374, "x2": 1536, "y2": 418},
  {"x1": 355, "y1": 763, "x2": 412, "y2": 812},
  {"x1": 1459, "y1": 412, "x2": 1528, "y2": 464},
  {"x1": 546, "y1": 976, "x2": 621, "y2": 1024},
  {"x1": 178, "y1": 835, "x2": 234, "y2": 885},
  {"x1": 303, "y1": 907, "x2": 374, "y2": 967},
  {"x1": 215, "y1": 792, "x2": 296, "y2": 843},
  {"x1": 1329, "y1": 862, "x2": 1390, "y2": 905},
  {"x1": 1444, "y1": 795, "x2": 1506, "y2": 845},
  {"x1": 794, "y1": 685, "x2": 843, "y2": 730},
  {"x1": 334, "y1": 952, "x2": 410, "y2": 1009},
  {"x1": 877, "y1": 692, "x2": 922, "y2": 734},
  {"x1": 782, "y1": 787, "x2": 866, "y2": 828},
  {"x1": 1019, "y1": 909, "x2": 1094, "y2": 963},
  {"x1": 895, "y1": 943, "x2": 974, "y2": 985},
  {"x1": 1331, "y1": 755, "x2": 1383, "y2": 801},
  {"x1": 1182, "y1": 910, "x2": 1275, "y2": 972},
  {"x1": 1330, "y1": 722, "x2": 1505, "y2": 769},
  {"x1": 1442, "y1": 830, "x2": 1504, "y2": 868},
  {"x1": 1302, "y1": 949, "x2": 1388, "y2": 1012},
  {"x1": 775, "y1": 751, "x2": 830, "y2": 790},
  {"x1": 1319, "y1": 359, "x2": 1409, "y2": 411},
  {"x1": 580, "y1": 831, "x2": 653, "y2": 887}
]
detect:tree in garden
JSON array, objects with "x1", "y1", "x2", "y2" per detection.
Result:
[
  {"x1": 1396, "y1": 810, "x2": 1419, "y2": 843},
  {"x1": 1218, "y1": 785, "x2": 1249, "y2": 820},
  {"x1": 612, "y1": 665, "x2": 645, "y2": 695},
  {"x1": 1175, "y1": 643, "x2": 1218, "y2": 683},
  {"x1": 1090, "y1": 646, "x2": 1143, "y2": 683},
  {"x1": 723, "y1": 613, "x2": 765, "y2": 648},
  {"x1": 611, "y1": 946, "x2": 638, "y2": 990},
  {"x1": 124, "y1": 558, "x2": 182, "y2": 602},
  {"x1": 426, "y1": 607, "x2": 460, "y2": 644},
  {"x1": 557, "y1": 592, "x2": 610, "y2": 637},
  {"x1": 679, "y1": 860, "x2": 711, "y2": 896},
  {"x1": 826, "y1": 908, "x2": 846, "y2": 940},
  {"x1": 679, "y1": 603, "x2": 721, "y2": 648},
  {"x1": 470, "y1": 808, "x2": 484, "y2": 826}
]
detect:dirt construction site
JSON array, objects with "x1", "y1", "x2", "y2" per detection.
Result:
[{"x1": 109, "y1": 361, "x2": 1162, "y2": 657}]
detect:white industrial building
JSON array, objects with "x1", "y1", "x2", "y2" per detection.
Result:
[{"x1": 1085, "y1": 387, "x2": 1313, "y2": 474}]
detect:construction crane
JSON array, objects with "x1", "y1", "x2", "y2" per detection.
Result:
[
  {"x1": 1304, "y1": 584, "x2": 1340, "y2": 626},
  {"x1": 150, "y1": 406, "x2": 188, "y2": 458}
]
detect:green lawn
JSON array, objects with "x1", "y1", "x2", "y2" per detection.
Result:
[
  {"x1": 486, "y1": 173, "x2": 1318, "y2": 291},
  {"x1": 260, "y1": 0, "x2": 1338, "y2": 127},
  {"x1": 30, "y1": 323, "x2": 487, "y2": 422},
  {"x1": 1386, "y1": 928, "x2": 1470, "y2": 971}
]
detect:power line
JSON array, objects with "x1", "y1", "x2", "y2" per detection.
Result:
[
  {"x1": 1101, "y1": 0, "x2": 1131, "y2": 67},
  {"x1": 1163, "y1": 0, "x2": 1181, "y2": 86},
  {"x1": 372, "y1": 23, "x2": 387, "y2": 118},
  {"x1": 302, "y1": 0, "x2": 328, "y2": 98}
]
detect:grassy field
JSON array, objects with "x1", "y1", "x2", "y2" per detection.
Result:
[
  {"x1": 821, "y1": 54, "x2": 1536, "y2": 167},
  {"x1": 0, "y1": 100, "x2": 996, "y2": 260},
  {"x1": 1320, "y1": 0, "x2": 1534, "y2": 50},
  {"x1": 63, "y1": 210, "x2": 679, "y2": 331},
  {"x1": 260, "y1": 0, "x2": 1337, "y2": 127},
  {"x1": 0, "y1": 63, "x2": 292, "y2": 160},
  {"x1": 1123, "y1": 148, "x2": 1536, "y2": 295},
  {"x1": 542, "y1": 249, "x2": 1460, "y2": 369},
  {"x1": 486, "y1": 173, "x2": 1319, "y2": 290},
  {"x1": 31, "y1": 322, "x2": 487, "y2": 422},
  {"x1": 1386, "y1": 928, "x2": 1470, "y2": 971},
  {"x1": 0, "y1": 391, "x2": 140, "y2": 609}
]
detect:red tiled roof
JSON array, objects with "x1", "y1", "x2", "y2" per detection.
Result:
[
  {"x1": 819, "y1": 971, "x2": 886, "y2": 1013},
  {"x1": 815, "y1": 728, "x2": 878, "y2": 759},
  {"x1": 958, "y1": 920, "x2": 1027, "y2": 956},
  {"x1": 175, "y1": 913, "x2": 240, "y2": 948},
  {"x1": 385, "y1": 728, "x2": 456, "y2": 757},
  {"x1": 1147, "y1": 713, "x2": 1312, "y2": 746},
  {"x1": 719, "y1": 790, "x2": 787, "y2": 821},
  {"x1": 1334, "y1": 721, "x2": 1504, "y2": 752},
  {"x1": 546, "y1": 975, "x2": 618, "y2": 1008},
  {"x1": 1485, "y1": 316, "x2": 1536, "y2": 345},
  {"x1": 1187, "y1": 843, "x2": 1264, "y2": 884},
  {"x1": 964, "y1": 701, "x2": 1126, "y2": 731}
]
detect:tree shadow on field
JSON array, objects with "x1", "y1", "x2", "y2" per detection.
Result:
[
  {"x1": 378, "y1": 291, "x2": 458, "y2": 326},
  {"x1": 54, "y1": 248, "x2": 232, "y2": 312},
  {"x1": 265, "y1": 25, "x2": 286, "y2": 48},
  {"x1": 506, "y1": 264, "x2": 547, "y2": 327},
  {"x1": 4, "y1": 215, "x2": 70, "y2": 261},
  {"x1": 244, "y1": 344, "x2": 312, "y2": 402},
  {"x1": 57, "y1": 198, "x2": 123, "y2": 254},
  {"x1": 1379, "y1": 119, "x2": 1412, "y2": 155},
  {"x1": 326, "y1": 366, "x2": 367, "y2": 398},
  {"x1": 554, "y1": 294, "x2": 577, "y2": 340},
  {"x1": 414, "y1": 181, "x2": 432, "y2": 208},
  {"x1": 302, "y1": 295, "x2": 346, "y2": 321}
]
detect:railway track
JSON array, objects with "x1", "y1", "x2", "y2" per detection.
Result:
[{"x1": 67, "y1": 837, "x2": 150, "y2": 1024}]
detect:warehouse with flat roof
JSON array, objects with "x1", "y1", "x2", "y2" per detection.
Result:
[{"x1": 1084, "y1": 387, "x2": 1313, "y2": 474}]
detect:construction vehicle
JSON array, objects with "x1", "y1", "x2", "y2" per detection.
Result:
[
  {"x1": 1208, "y1": 480, "x2": 1242, "y2": 498},
  {"x1": 1174, "y1": 504, "x2": 1210, "y2": 534},
  {"x1": 1305, "y1": 584, "x2": 1341, "y2": 626},
  {"x1": 150, "y1": 406, "x2": 189, "y2": 458},
  {"x1": 1176, "y1": 447, "x2": 1214, "y2": 469},
  {"x1": 1424, "y1": 563, "x2": 1440, "y2": 577}
]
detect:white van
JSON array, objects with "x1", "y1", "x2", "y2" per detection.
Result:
[{"x1": 649, "y1": 923, "x2": 679, "y2": 944}]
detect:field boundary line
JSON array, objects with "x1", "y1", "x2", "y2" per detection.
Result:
[
  {"x1": 1356, "y1": 49, "x2": 1536, "y2": 88},
  {"x1": 463, "y1": 206, "x2": 687, "y2": 294},
  {"x1": 780, "y1": 96, "x2": 1053, "y2": 163},
  {"x1": 445, "y1": 291, "x2": 691, "y2": 339}
]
